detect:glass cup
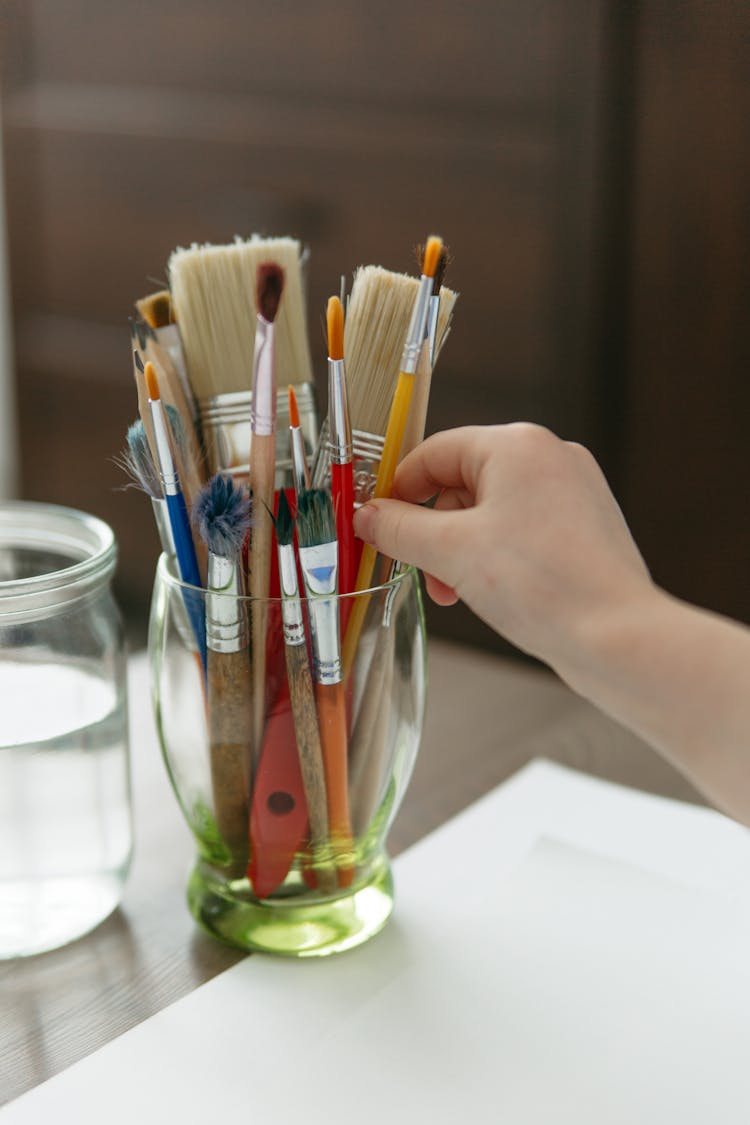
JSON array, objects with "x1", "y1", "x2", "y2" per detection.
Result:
[
  {"x1": 0, "y1": 502, "x2": 132, "y2": 959},
  {"x1": 148, "y1": 555, "x2": 427, "y2": 957}
]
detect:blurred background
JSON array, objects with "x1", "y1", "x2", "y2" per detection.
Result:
[{"x1": 0, "y1": 1, "x2": 747, "y2": 652}]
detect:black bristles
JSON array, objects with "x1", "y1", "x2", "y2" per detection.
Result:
[
  {"x1": 133, "y1": 349, "x2": 145, "y2": 374},
  {"x1": 193, "y1": 473, "x2": 252, "y2": 559},
  {"x1": 432, "y1": 247, "x2": 449, "y2": 296},
  {"x1": 415, "y1": 243, "x2": 451, "y2": 295},
  {"x1": 274, "y1": 489, "x2": 295, "y2": 548},
  {"x1": 256, "y1": 262, "x2": 285, "y2": 324},
  {"x1": 295, "y1": 489, "x2": 336, "y2": 550}
]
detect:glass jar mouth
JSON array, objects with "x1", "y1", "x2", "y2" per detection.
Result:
[
  {"x1": 156, "y1": 551, "x2": 416, "y2": 604},
  {"x1": 0, "y1": 502, "x2": 117, "y2": 609}
]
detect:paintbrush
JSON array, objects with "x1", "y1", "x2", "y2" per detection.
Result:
[
  {"x1": 296, "y1": 488, "x2": 354, "y2": 887},
  {"x1": 136, "y1": 289, "x2": 197, "y2": 425},
  {"x1": 144, "y1": 360, "x2": 207, "y2": 668},
  {"x1": 312, "y1": 264, "x2": 457, "y2": 502},
  {"x1": 194, "y1": 473, "x2": 253, "y2": 877},
  {"x1": 248, "y1": 262, "x2": 284, "y2": 751},
  {"x1": 326, "y1": 296, "x2": 355, "y2": 602},
  {"x1": 287, "y1": 384, "x2": 311, "y2": 500},
  {"x1": 400, "y1": 245, "x2": 451, "y2": 460},
  {"x1": 119, "y1": 417, "x2": 174, "y2": 562},
  {"x1": 342, "y1": 237, "x2": 444, "y2": 677},
  {"x1": 133, "y1": 320, "x2": 205, "y2": 507},
  {"x1": 168, "y1": 237, "x2": 317, "y2": 483},
  {"x1": 274, "y1": 490, "x2": 336, "y2": 893}
]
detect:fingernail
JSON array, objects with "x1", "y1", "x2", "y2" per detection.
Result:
[{"x1": 353, "y1": 502, "x2": 377, "y2": 543}]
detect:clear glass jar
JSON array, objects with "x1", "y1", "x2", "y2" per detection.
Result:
[
  {"x1": 0, "y1": 502, "x2": 132, "y2": 958},
  {"x1": 149, "y1": 556, "x2": 427, "y2": 957}
]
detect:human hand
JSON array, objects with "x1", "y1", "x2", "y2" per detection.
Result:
[{"x1": 353, "y1": 424, "x2": 654, "y2": 676}]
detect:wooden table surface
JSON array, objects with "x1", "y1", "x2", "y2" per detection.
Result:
[{"x1": 1, "y1": 638, "x2": 702, "y2": 1108}]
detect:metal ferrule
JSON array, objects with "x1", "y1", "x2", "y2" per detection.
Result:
[
  {"x1": 290, "y1": 426, "x2": 311, "y2": 496},
  {"x1": 199, "y1": 384, "x2": 318, "y2": 487},
  {"x1": 311, "y1": 423, "x2": 385, "y2": 505},
  {"x1": 150, "y1": 398, "x2": 180, "y2": 495},
  {"x1": 426, "y1": 295, "x2": 440, "y2": 368},
  {"x1": 400, "y1": 273, "x2": 433, "y2": 375},
  {"x1": 278, "y1": 541, "x2": 305, "y2": 646},
  {"x1": 206, "y1": 552, "x2": 246, "y2": 654},
  {"x1": 251, "y1": 318, "x2": 276, "y2": 437},
  {"x1": 151, "y1": 497, "x2": 176, "y2": 560},
  {"x1": 298, "y1": 541, "x2": 341, "y2": 685},
  {"x1": 327, "y1": 358, "x2": 352, "y2": 465}
]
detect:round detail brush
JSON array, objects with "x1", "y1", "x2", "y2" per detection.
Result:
[
  {"x1": 287, "y1": 384, "x2": 311, "y2": 499},
  {"x1": 194, "y1": 473, "x2": 253, "y2": 877},
  {"x1": 248, "y1": 262, "x2": 284, "y2": 753},
  {"x1": 296, "y1": 488, "x2": 354, "y2": 887}
]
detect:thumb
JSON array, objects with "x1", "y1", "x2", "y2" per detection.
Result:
[{"x1": 353, "y1": 498, "x2": 463, "y2": 592}]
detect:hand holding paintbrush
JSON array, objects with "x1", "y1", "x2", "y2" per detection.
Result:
[
  {"x1": 342, "y1": 236, "x2": 444, "y2": 677},
  {"x1": 248, "y1": 263, "x2": 285, "y2": 752},
  {"x1": 194, "y1": 474, "x2": 253, "y2": 877}
]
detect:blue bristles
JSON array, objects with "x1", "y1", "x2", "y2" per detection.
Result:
[{"x1": 193, "y1": 473, "x2": 252, "y2": 559}]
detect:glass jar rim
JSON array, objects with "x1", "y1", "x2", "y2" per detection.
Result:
[
  {"x1": 156, "y1": 551, "x2": 417, "y2": 604},
  {"x1": 0, "y1": 501, "x2": 117, "y2": 606}
]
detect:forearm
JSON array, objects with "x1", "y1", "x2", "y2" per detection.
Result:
[{"x1": 556, "y1": 588, "x2": 750, "y2": 825}]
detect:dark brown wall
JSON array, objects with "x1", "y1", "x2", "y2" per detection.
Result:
[{"x1": 1, "y1": 1, "x2": 747, "y2": 649}]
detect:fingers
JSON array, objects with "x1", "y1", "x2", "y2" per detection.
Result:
[
  {"x1": 353, "y1": 497, "x2": 465, "y2": 592},
  {"x1": 424, "y1": 573, "x2": 459, "y2": 606},
  {"x1": 392, "y1": 427, "x2": 487, "y2": 504}
]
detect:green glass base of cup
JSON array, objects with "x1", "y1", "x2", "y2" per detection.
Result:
[{"x1": 187, "y1": 852, "x2": 394, "y2": 957}]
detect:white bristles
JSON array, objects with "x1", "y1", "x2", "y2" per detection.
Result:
[
  {"x1": 168, "y1": 236, "x2": 314, "y2": 401},
  {"x1": 344, "y1": 266, "x2": 458, "y2": 439}
]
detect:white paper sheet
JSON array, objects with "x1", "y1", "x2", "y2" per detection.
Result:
[{"x1": 5, "y1": 762, "x2": 750, "y2": 1124}]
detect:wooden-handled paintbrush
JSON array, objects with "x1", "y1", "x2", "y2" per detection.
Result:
[
  {"x1": 194, "y1": 473, "x2": 253, "y2": 877},
  {"x1": 342, "y1": 236, "x2": 444, "y2": 677},
  {"x1": 296, "y1": 488, "x2": 354, "y2": 887},
  {"x1": 274, "y1": 490, "x2": 336, "y2": 894},
  {"x1": 248, "y1": 262, "x2": 285, "y2": 752}
]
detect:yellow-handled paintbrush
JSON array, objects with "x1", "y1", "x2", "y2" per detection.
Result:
[{"x1": 341, "y1": 235, "x2": 443, "y2": 677}]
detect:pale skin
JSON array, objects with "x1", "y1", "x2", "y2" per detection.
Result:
[{"x1": 353, "y1": 424, "x2": 750, "y2": 826}]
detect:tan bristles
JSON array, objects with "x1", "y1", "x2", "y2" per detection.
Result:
[
  {"x1": 144, "y1": 361, "x2": 160, "y2": 401},
  {"x1": 168, "y1": 236, "x2": 314, "y2": 401},
  {"x1": 136, "y1": 291, "x2": 174, "y2": 330},
  {"x1": 421, "y1": 236, "x2": 443, "y2": 279},
  {"x1": 344, "y1": 266, "x2": 458, "y2": 439},
  {"x1": 327, "y1": 296, "x2": 344, "y2": 361}
]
